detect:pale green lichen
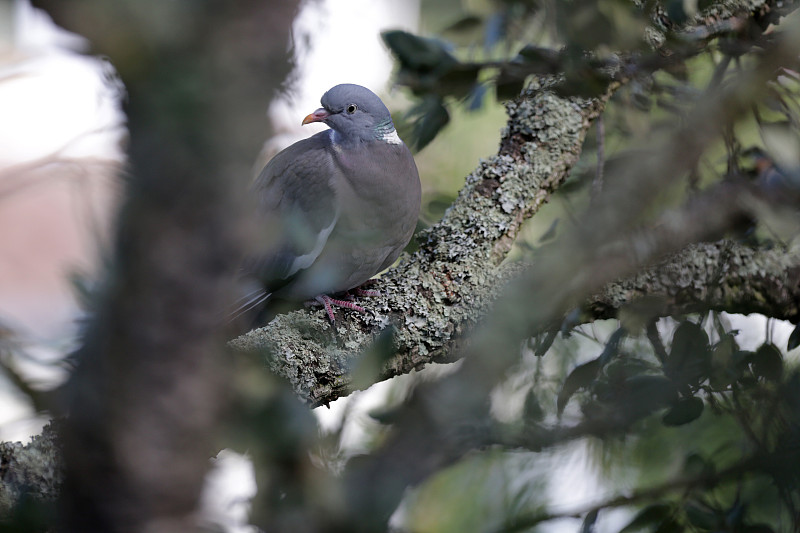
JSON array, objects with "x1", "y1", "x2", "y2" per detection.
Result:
[
  {"x1": 696, "y1": 0, "x2": 770, "y2": 21},
  {"x1": 591, "y1": 241, "x2": 800, "y2": 321},
  {"x1": 0, "y1": 422, "x2": 63, "y2": 514},
  {"x1": 229, "y1": 0, "x2": 784, "y2": 404},
  {"x1": 229, "y1": 86, "x2": 608, "y2": 406}
]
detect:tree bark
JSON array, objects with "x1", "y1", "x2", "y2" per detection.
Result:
[
  {"x1": 230, "y1": 85, "x2": 613, "y2": 406},
  {"x1": 231, "y1": 0, "x2": 800, "y2": 407},
  {"x1": 27, "y1": 2, "x2": 300, "y2": 531},
  {"x1": 3, "y1": 0, "x2": 799, "y2": 526}
]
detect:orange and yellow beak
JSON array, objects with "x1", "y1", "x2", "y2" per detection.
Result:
[{"x1": 302, "y1": 108, "x2": 329, "y2": 125}]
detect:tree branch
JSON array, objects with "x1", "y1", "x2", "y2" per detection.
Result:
[
  {"x1": 231, "y1": 84, "x2": 613, "y2": 407},
  {"x1": 591, "y1": 239, "x2": 800, "y2": 323},
  {"x1": 0, "y1": 422, "x2": 62, "y2": 515},
  {"x1": 494, "y1": 456, "x2": 759, "y2": 532},
  {"x1": 3, "y1": 0, "x2": 798, "y2": 525},
  {"x1": 231, "y1": 0, "x2": 799, "y2": 408}
]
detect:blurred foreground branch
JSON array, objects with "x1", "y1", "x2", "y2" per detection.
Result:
[{"x1": 27, "y1": 1, "x2": 299, "y2": 531}]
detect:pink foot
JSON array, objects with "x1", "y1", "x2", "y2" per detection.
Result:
[
  {"x1": 315, "y1": 295, "x2": 367, "y2": 322},
  {"x1": 354, "y1": 288, "x2": 381, "y2": 297}
]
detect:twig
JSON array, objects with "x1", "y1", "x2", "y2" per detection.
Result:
[{"x1": 494, "y1": 457, "x2": 758, "y2": 532}]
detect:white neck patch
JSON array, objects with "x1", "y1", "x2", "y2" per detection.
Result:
[
  {"x1": 330, "y1": 126, "x2": 402, "y2": 146},
  {"x1": 328, "y1": 129, "x2": 342, "y2": 152},
  {"x1": 380, "y1": 128, "x2": 403, "y2": 145}
]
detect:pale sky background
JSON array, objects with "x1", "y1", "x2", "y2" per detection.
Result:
[{"x1": 0, "y1": 1, "x2": 125, "y2": 164}]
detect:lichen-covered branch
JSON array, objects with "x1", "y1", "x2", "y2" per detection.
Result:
[
  {"x1": 230, "y1": 0, "x2": 796, "y2": 408},
  {"x1": 230, "y1": 87, "x2": 611, "y2": 407},
  {"x1": 0, "y1": 423, "x2": 62, "y2": 514},
  {"x1": 2, "y1": 0, "x2": 797, "y2": 525},
  {"x1": 591, "y1": 240, "x2": 800, "y2": 323},
  {"x1": 333, "y1": 6, "x2": 800, "y2": 527}
]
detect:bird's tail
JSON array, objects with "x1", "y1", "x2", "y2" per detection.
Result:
[{"x1": 226, "y1": 284, "x2": 271, "y2": 327}]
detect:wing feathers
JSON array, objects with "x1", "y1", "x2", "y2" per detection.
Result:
[{"x1": 247, "y1": 132, "x2": 339, "y2": 286}]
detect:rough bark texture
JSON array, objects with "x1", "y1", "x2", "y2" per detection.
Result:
[
  {"x1": 0, "y1": 423, "x2": 62, "y2": 515},
  {"x1": 2, "y1": 0, "x2": 798, "y2": 522},
  {"x1": 230, "y1": 0, "x2": 797, "y2": 408},
  {"x1": 230, "y1": 87, "x2": 612, "y2": 407},
  {"x1": 592, "y1": 241, "x2": 800, "y2": 323},
  {"x1": 29, "y1": 2, "x2": 300, "y2": 532}
]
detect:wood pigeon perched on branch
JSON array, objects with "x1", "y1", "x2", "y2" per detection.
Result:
[{"x1": 232, "y1": 84, "x2": 421, "y2": 326}]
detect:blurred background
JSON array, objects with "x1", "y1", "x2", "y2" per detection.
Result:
[
  {"x1": 0, "y1": 0, "x2": 509, "y2": 442},
  {"x1": 0, "y1": 0, "x2": 124, "y2": 440},
  {"x1": 0, "y1": 0, "x2": 509, "y2": 530},
  {"x1": 2, "y1": 1, "x2": 800, "y2": 532}
]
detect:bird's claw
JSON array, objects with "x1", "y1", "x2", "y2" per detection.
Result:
[
  {"x1": 354, "y1": 288, "x2": 381, "y2": 297},
  {"x1": 314, "y1": 295, "x2": 367, "y2": 322},
  {"x1": 312, "y1": 285, "x2": 381, "y2": 322}
]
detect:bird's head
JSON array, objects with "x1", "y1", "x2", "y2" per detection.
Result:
[{"x1": 302, "y1": 84, "x2": 396, "y2": 143}]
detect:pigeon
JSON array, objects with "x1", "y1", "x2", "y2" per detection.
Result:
[{"x1": 232, "y1": 84, "x2": 421, "y2": 326}]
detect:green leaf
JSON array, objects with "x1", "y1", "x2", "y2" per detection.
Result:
[
  {"x1": 535, "y1": 329, "x2": 558, "y2": 357},
  {"x1": 465, "y1": 83, "x2": 487, "y2": 111},
  {"x1": 604, "y1": 357, "x2": 654, "y2": 384},
  {"x1": 684, "y1": 501, "x2": 718, "y2": 530},
  {"x1": 733, "y1": 350, "x2": 755, "y2": 373},
  {"x1": 436, "y1": 64, "x2": 482, "y2": 99},
  {"x1": 787, "y1": 324, "x2": 800, "y2": 351},
  {"x1": 619, "y1": 503, "x2": 673, "y2": 532},
  {"x1": 381, "y1": 30, "x2": 457, "y2": 73},
  {"x1": 557, "y1": 358, "x2": 601, "y2": 416},
  {"x1": 368, "y1": 404, "x2": 402, "y2": 425},
  {"x1": 404, "y1": 96, "x2": 450, "y2": 151},
  {"x1": 441, "y1": 15, "x2": 483, "y2": 36},
  {"x1": 581, "y1": 509, "x2": 599, "y2": 533},
  {"x1": 557, "y1": 67, "x2": 614, "y2": 98},
  {"x1": 598, "y1": 327, "x2": 626, "y2": 365},
  {"x1": 670, "y1": 321, "x2": 709, "y2": 358},
  {"x1": 495, "y1": 68, "x2": 526, "y2": 100},
  {"x1": 666, "y1": 321, "x2": 710, "y2": 385},
  {"x1": 623, "y1": 375, "x2": 678, "y2": 418},
  {"x1": 662, "y1": 396, "x2": 704, "y2": 426},
  {"x1": 752, "y1": 343, "x2": 783, "y2": 382},
  {"x1": 515, "y1": 45, "x2": 562, "y2": 73}
]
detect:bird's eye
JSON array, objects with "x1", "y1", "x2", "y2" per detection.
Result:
[{"x1": 346, "y1": 104, "x2": 357, "y2": 114}]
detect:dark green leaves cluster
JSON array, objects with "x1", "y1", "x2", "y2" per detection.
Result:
[
  {"x1": 557, "y1": 318, "x2": 790, "y2": 426},
  {"x1": 619, "y1": 496, "x2": 776, "y2": 533},
  {"x1": 551, "y1": 314, "x2": 797, "y2": 532},
  {"x1": 380, "y1": 1, "x2": 682, "y2": 149}
]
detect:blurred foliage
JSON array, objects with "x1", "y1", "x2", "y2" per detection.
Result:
[
  {"x1": 385, "y1": 0, "x2": 656, "y2": 149},
  {"x1": 4, "y1": 0, "x2": 800, "y2": 532},
  {"x1": 376, "y1": 1, "x2": 800, "y2": 532},
  {"x1": 392, "y1": 315, "x2": 800, "y2": 532}
]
